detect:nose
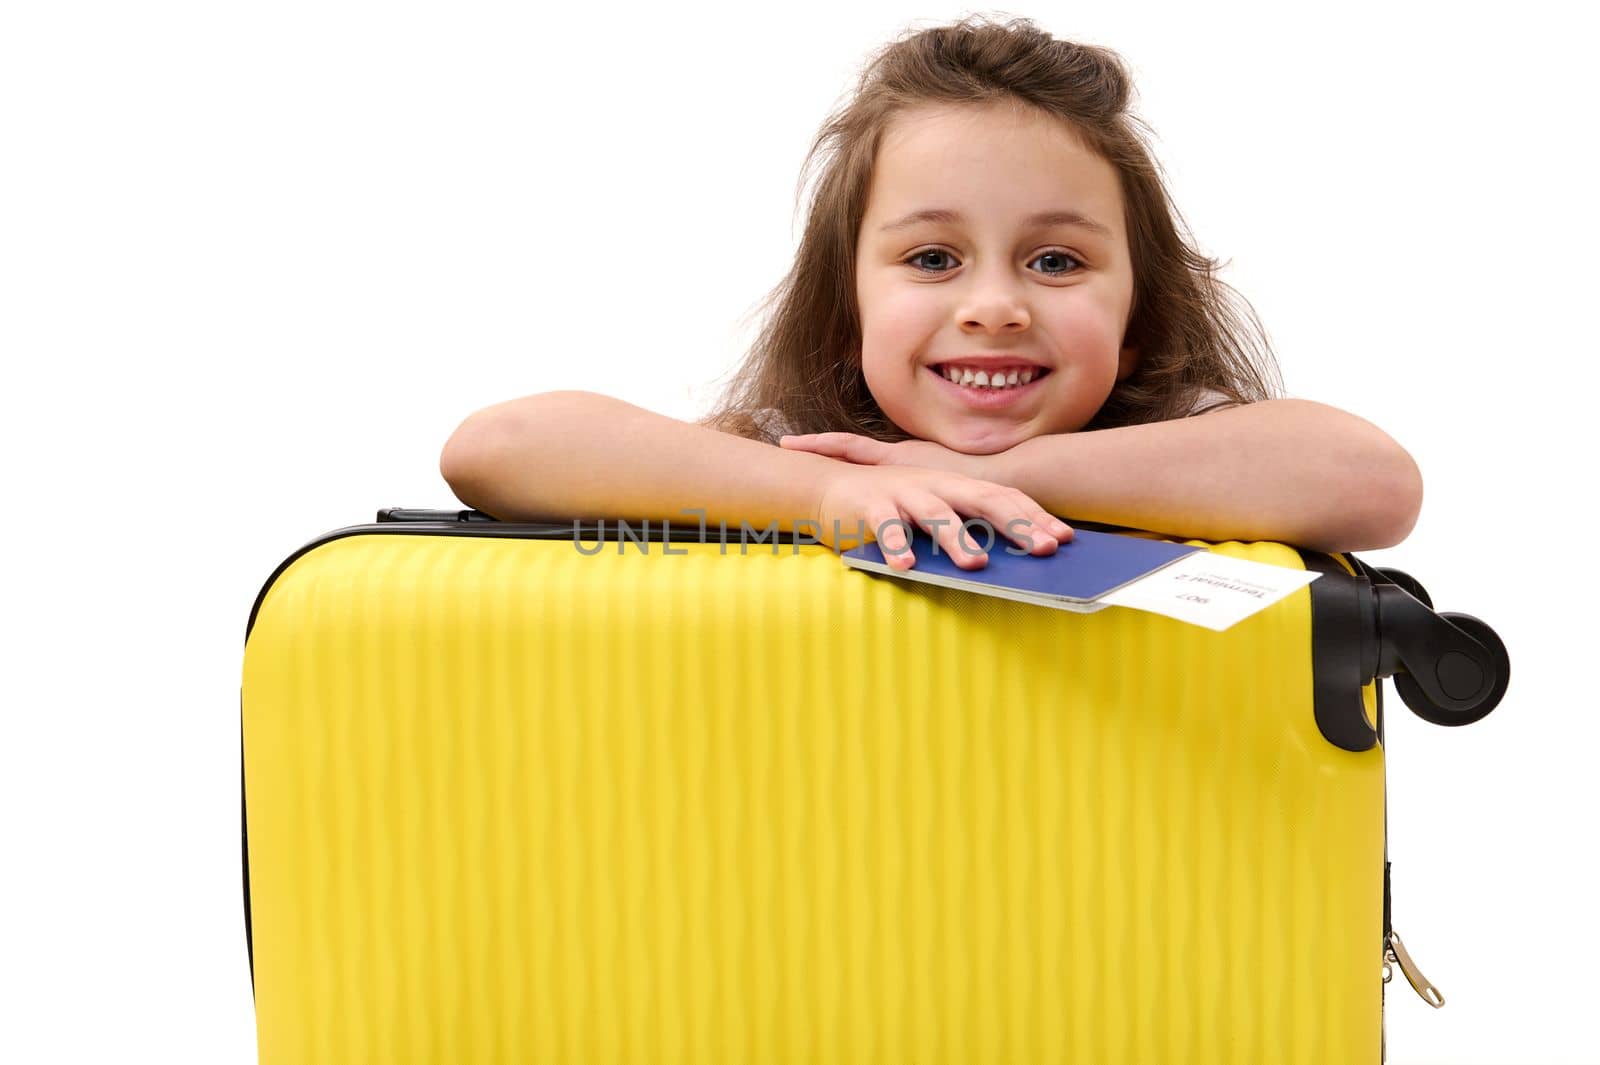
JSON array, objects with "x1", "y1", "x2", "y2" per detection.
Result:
[{"x1": 955, "y1": 268, "x2": 1031, "y2": 334}]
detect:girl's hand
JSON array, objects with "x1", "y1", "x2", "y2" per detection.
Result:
[
  {"x1": 811, "y1": 462, "x2": 1073, "y2": 571},
  {"x1": 780, "y1": 432, "x2": 987, "y2": 479}
]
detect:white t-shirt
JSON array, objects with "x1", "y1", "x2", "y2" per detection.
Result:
[
  {"x1": 1182, "y1": 386, "x2": 1241, "y2": 418},
  {"x1": 748, "y1": 387, "x2": 1240, "y2": 445}
]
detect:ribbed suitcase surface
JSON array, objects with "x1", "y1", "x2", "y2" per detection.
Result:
[{"x1": 242, "y1": 525, "x2": 1385, "y2": 1064}]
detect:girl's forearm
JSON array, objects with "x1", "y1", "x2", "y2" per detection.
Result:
[
  {"x1": 440, "y1": 390, "x2": 837, "y2": 532},
  {"x1": 988, "y1": 399, "x2": 1423, "y2": 553}
]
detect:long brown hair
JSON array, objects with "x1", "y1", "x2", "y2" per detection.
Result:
[{"x1": 699, "y1": 14, "x2": 1283, "y2": 443}]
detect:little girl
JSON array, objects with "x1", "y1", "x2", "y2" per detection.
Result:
[{"x1": 440, "y1": 15, "x2": 1422, "y2": 567}]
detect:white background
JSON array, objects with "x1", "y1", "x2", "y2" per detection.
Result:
[{"x1": 3, "y1": 2, "x2": 1594, "y2": 1062}]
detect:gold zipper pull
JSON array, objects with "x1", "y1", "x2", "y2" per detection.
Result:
[{"x1": 1384, "y1": 930, "x2": 1445, "y2": 1008}]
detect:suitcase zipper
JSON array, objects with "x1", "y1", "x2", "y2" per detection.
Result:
[{"x1": 1383, "y1": 929, "x2": 1445, "y2": 1008}]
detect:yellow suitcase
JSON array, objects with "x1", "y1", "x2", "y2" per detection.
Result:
[{"x1": 240, "y1": 508, "x2": 1508, "y2": 1064}]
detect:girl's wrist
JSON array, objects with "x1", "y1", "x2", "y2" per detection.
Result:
[
  {"x1": 795, "y1": 451, "x2": 844, "y2": 537},
  {"x1": 983, "y1": 435, "x2": 1037, "y2": 489}
]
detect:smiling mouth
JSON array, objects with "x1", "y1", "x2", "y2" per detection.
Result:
[{"x1": 926, "y1": 364, "x2": 1052, "y2": 390}]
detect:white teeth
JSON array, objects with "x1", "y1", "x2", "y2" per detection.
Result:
[{"x1": 939, "y1": 364, "x2": 1041, "y2": 390}]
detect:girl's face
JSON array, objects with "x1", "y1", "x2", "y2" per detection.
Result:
[{"x1": 854, "y1": 102, "x2": 1139, "y2": 455}]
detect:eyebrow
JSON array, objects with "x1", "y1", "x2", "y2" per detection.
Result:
[{"x1": 877, "y1": 207, "x2": 1113, "y2": 238}]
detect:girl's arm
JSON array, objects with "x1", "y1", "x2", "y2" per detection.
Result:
[
  {"x1": 439, "y1": 390, "x2": 840, "y2": 532},
  {"x1": 987, "y1": 399, "x2": 1423, "y2": 553}
]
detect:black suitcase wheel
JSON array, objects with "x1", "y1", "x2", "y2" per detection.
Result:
[
  {"x1": 1375, "y1": 566, "x2": 1432, "y2": 610},
  {"x1": 1393, "y1": 611, "x2": 1509, "y2": 726}
]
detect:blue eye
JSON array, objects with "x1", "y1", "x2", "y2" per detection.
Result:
[
  {"x1": 905, "y1": 248, "x2": 957, "y2": 273},
  {"x1": 902, "y1": 247, "x2": 1084, "y2": 277},
  {"x1": 1031, "y1": 250, "x2": 1084, "y2": 276}
]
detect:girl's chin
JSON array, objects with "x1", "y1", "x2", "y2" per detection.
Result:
[{"x1": 926, "y1": 424, "x2": 1030, "y2": 456}]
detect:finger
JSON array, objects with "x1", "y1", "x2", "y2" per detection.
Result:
[
  {"x1": 1012, "y1": 510, "x2": 1065, "y2": 556},
  {"x1": 783, "y1": 432, "x2": 843, "y2": 444},
  {"x1": 783, "y1": 433, "x2": 883, "y2": 465},
  {"x1": 1017, "y1": 503, "x2": 1075, "y2": 544},
  {"x1": 1018, "y1": 503, "x2": 1075, "y2": 553},
  {"x1": 893, "y1": 497, "x2": 983, "y2": 570},
  {"x1": 951, "y1": 484, "x2": 1061, "y2": 556},
  {"x1": 908, "y1": 498, "x2": 991, "y2": 570},
  {"x1": 777, "y1": 435, "x2": 839, "y2": 459},
  {"x1": 992, "y1": 489, "x2": 1068, "y2": 556},
  {"x1": 998, "y1": 491, "x2": 1073, "y2": 556},
  {"x1": 867, "y1": 505, "x2": 916, "y2": 570},
  {"x1": 1004, "y1": 510, "x2": 1059, "y2": 556}
]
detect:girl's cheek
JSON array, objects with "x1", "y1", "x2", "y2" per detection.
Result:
[{"x1": 1043, "y1": 305, "x2": 1125, "y2": 354}]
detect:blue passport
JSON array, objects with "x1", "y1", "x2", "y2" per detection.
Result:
[{"x1": 840, "y1": 524, "x2": 1201, "y2": 613}]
